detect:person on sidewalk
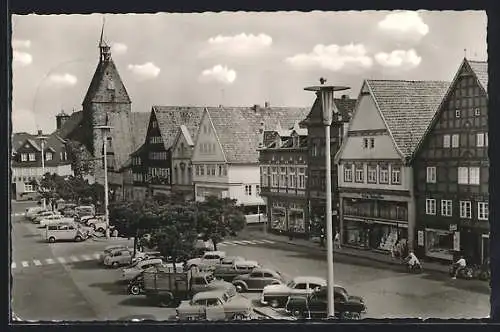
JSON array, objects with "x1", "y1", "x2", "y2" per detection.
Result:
[
  {"x1": 405, "y1": 251, "x2": 421, "y2": 270},
  {"x1": 452, "y1": 255, "x2": 467, "y2": 279},
  {"x1": 334, "y1": 231, "x2": 341, "y2": 250}
]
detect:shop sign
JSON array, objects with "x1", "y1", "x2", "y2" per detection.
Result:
[
  {"x1": 360, "y1": 192, "x2": 384, "y2": 200},
  {"x1": 417, "y1": 230, "x2": 424, "y2": 247},
  {"x1": 449, "y1": 224, "x2": 457, "y2": 232},
  {"x1": 453, "y1": 232, "x2": 460, "y2": 251}
]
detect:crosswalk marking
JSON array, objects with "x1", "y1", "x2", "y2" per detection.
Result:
[
  {"x1": 46, "y1": 258, "x2": 55, "y2": 264},
  {"x1": 231, "y1": 240, "x2": 247, "y2": 245},
  {"x1": 11, "y1": 262, "x2": 16, "y2": 269},
  {"x1": 81, "y1": 255, "x2": 92, "y2": 261},
  {"x1": 223, "y1": 241, "x2": 237, "y2": 246},
  {"x1": 217, "y1": 243, "x2": 227, "y2": 247},
  {"x1": 251, "y1": 240, "x2": 266, "y2": 244},
  {"x1": 57, "y1": 257, "x2": 66, "y2": 264},
  {"x1": 240, "y1": 240, "x2": 255, "y2": 244},
  {"x1": 21, "y1": 261, "x2": 29, "y2": 268},
  {"x1": 260, "y1": 239, "x2": 275, "y2": 244},
  {"x1": 33, "y1": 260, "x2": 42, "y2": 266},
  {"x1": 70, "y1": 256, "x2": 79, "y2": 262}
]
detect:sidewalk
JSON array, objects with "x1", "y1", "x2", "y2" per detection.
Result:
[{"x1": 241, "y1": 229, "x2": 451, "y2": 275}]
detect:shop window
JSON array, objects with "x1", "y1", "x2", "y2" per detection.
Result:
[
  {"x1": 478, "y1": 202, "x2": 489, "y2": 220},
  {"x1": 426, "y1": 167, "x2": 436, "y2": 183},
  {"x1": 379, "y1": 165, "x2": 389, "y2": 184},
  {"x1": 443, "y1": 135, "x2": 451, "y2": 148},
  {"x1": 391, "y1": 166, "x2": 401, "y2": 185},
  {"x1": 451, "y1": 134, "x2": 459, "y2": 148},
  {"x1": 354, "y1": 165, "x2": 364, "y2": 183},
  {"x1": 425, "y1": 229, "x2": 454, "y2": 260},
  {"x1": 367, "y1": 165, "x2": 377, "y2": 183},
  {"x1": 425, "y1": 199, "x2": 436, "y2": 215},
  {"x1": 441, "y1": 200, "x2": 452, "y2": 217},
  {"x1": 344, "y1": 164, "x2": 353, "y2": 182},
  {"x1": 476, "y1": 133, "x2": 485, "y2": 147},
  {"x1": 459, "y1": 201, "x2": 472, "y2": 219}
]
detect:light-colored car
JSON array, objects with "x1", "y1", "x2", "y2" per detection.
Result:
[
  {"x1": 175, "y1": 290, "x2": 254, "y2": 321},
  {"x1": 261, "y1": 276, "x2": 327, "y2": 308},
  {"x1": 84, "y1": 217, "x2": 108, "y2": 233},
  {"x1": 232, "y1": 267, "x2": 288, "y2": 293},
  {"x1": 218, "y1": 256, "x2": 246, "y2": 267},
  {"x1": 32, "y1": 210, "x2": 59, "y2": 223},
  {"x1": 39, "y1": 214, "x2": 75, "y2": 227},
  {"x1": 186, "y1": 251, "x2": 226, "y2": 270},
  {"x1": 121, "y1": 258, "x2": 165, "y2": 281},
  {"x1": 44, "y1": 222, "x2": 89, "y2": 243},
  {"x1": 25, "y1": 207, "x2": 44, "y2": 220},
  {"x1": 98, "y1": 245, "x2": 131, "y2": 264},
  {"x1": 103, "y1": 248, "x2": 133, "y2": 268},
  {"x1": 213, "y1": 260, "x2": 261, "y2": 282}
]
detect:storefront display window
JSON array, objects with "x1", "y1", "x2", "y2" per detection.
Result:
[
  {"x1": 288, "y1": 205, "x2": 305, "y2": 233},
  {"x1": 271, "y1": 203, "x2": 286, "y2": 232},
  {"x1": 343, "y1": 221, "x2": 369, "y2": 248},
  {"x1": 425, "y1": 229, "x2": 454, "y2": 260}
]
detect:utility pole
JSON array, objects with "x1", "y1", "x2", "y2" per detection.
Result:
[
  {"x1": 95, "y1": 118, "x2": 113, "y2": 239},
  {"x1": 37, "y1": 130, "x2": 48, "y2": 210}
]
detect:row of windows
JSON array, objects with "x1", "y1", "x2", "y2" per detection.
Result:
[
  {"x1": 148, "y1": 167, "x2": 170, "y2": 179},
  {"x1": 425, "y1": 199, "x2": 488, "y2": 220},
  {"x1": 362, "y1": 137, "x2": 375, "y2": 149},
  {"x1": 261, "y1": 166, "x2": 306, "y2": 189},
  {"x1": 19, "y1": 152, "x2": 67, "y2": 162},
  {"x1": 132, "y1": 156, "x2": 142, "y2": 166},
  {"x1": 200, "y1": 142, "x2": 217, "y2": 154},
  {"x1": 132, "y1": 173, "x2": 144, "y2": 182},
  {"x1": 195, "y1": 164, "x2": 228, "y2": 177},
  {"x1": 149, "y1": 136, "x2": 163, "y2": 144},
  {"x1": 344, "y1": 164, "x2": 401, "y2": 185},
  {"x1": 173, "y1": 164, "x2": 192, "y2": 185},
  {"x1": 442, "y1": 132, "x2": 488, "y2": 148},
  {"x1": 426, "y1": 166, "x2": 481, "y2": 185},
  {"x1": 12, "y1": 166, "x2": 59, "y2": 177},
  {"x1": 244, "y1": 184, "x2": 260, "y2": 196},
  {"x1": 149, "y1": 151, "x2": 168, "y2": 160},
  {"x1": 454, "y1": 108, "x2": 482, "y2": 118}
]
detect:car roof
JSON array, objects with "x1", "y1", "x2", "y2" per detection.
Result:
[
  {"x1": 192, "y1": 290, "x2": 226, "y2": 301},
  {"x1": 235, "y1": 260, "x2": 259, "y2": 266},
  {"x1": 205, "y1": 251, "x2": 225, "y2": 256},
  {"x1": 223, "y1": 256, "x2": 244, "y2": 261},
  {"x1": 292, "y1": 276, "x2": 327, "y2": 285},
  {"x1": 253, "y1": 267, "x2": 277, "y2": 274}
]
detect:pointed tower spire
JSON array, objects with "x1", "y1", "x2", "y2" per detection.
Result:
[{"x1": 99, "y1": 16, "x2": 111, "y2": 62}]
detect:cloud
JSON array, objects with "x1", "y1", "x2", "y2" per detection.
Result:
[
  {"x1": 12, "y1": 109, "x2": 37, "y2": 133},
  {"x1": 13, "y1": 51, "x2": 33, "y2": 67},
  {"x1": 127, "y1": 62, "x2": 161, "y2": 81},
  {"x1": 111, "y1": 42, "x2": 128, "y2": 55},
  {"x1": 375, "y1": 49, "x2": 422, "y2": 69},
  {"x1": 199, "y1": 65, "x2": 236, "y2": 85},
  {"x1": 12, "y1": 39, "x2": 31, "y2": 49},
  {"x1": 378, "y1": 11, "x2": 429, "y2": 41},
  {"x1": 47, "y1": 73, "x2": 78, "y2": 86},
  {"x1": 200, "y1": 33, "x2": 273, "y2": 57},
  {"x1": 285, "y1": 43, "x2": 373, "y2": 72}
]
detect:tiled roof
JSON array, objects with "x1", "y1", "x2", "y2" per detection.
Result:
[
  {"x1": 12, "y1": 132, "x2": 36, "y2": 152},
  {"x1": 468, "y1": 60, "x2": 488, "y2": 94},
  {"x1": 83, "y1": 58, "x2": 131, "y2": 104},
  {"x1": 180, "y1": 125, "x2": 195, "y2": 146},
  {"x1": 301, "y1": 97, "x2": 356, "y2": 126},
  {"x1": 129, "y1": 112, "x2": 150, "y2": 152},
  {"x1": 152, "y1": 106, "x2": 205, "y2": 151},
  {"x1": 26, "y1": 138, "x2": 42, "y2": 151},
  {"x1": 366, "y1": 79, "x2": 450, "y2": 157},
  {"x1": 240, "y1": 106, "x2": 310, "y2": 131}
]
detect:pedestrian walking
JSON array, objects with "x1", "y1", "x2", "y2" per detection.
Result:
[{"x1": 334, "y1": 231, "x2": 341, "y2": 250}]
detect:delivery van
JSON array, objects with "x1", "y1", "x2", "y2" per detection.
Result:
[{"x1": 44, "y1": 222, "x2": 89, "y2": 243}]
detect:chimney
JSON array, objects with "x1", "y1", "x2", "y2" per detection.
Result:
[
  {"x1": 264, "y1": 101, "x2": 270, "y2": 108},
  {"x1": 341, "y1": 94, "x2": 349, "y2": 100}
]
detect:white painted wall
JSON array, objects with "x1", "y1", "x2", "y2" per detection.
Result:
[{"x1": 227, "y1": 164, "x2": 264, "y2": 205}]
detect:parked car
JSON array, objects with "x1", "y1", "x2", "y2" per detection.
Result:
[
  {"x1": 128, "y1": 272, "x2": 145, "y2": 295},
  {"x1": 186, "y1": 251, "x2": 226, "y2": 270},
  {"x1": 121, "y1": 258, "x2": 166, "y2": 281},
  {"x1": 103, "y1": 249, "x2": 134, "y2": 268},
  {"x1": 98, "y1": 245, "x2": 131, "y2": 264},
  {"x1": 74, "y1": 205, "x2": 95, "y2": 219},
  {"x1": 39, "y1": 214, "x2": 75, "y2": 227},
  {"x1": 25, "y1": 207, "x2": 44, "y2": 220},
  {"x1": 44, "y1": 222, "x2": 89, "y2": 243},
  {"x1": 261, "y1": 276, "x2": 327, "y2": 308},
  {"x1": 232, "y1": 267, "x2": 288, "y2": 293},
  {"x1": 175, "y1": 290, "x2": 253, "y2": 321},
  {"x1": 85, "y1": 217, "x2": 107, "y2": 232},
  {"x1": 284, "y1": 285, "x2": 366, "y2": 320},
  {"x1": 18, "y1": 191, "x2": 41, "y2": 201},
  {"x1": 213, "y1": 260, "x2": 261, "y2": 282},
  {"x1": 32, "y1": 211, "x2": 60, "y2": 224},
  {"x1": 218, "y1": 256, "x2": 246, "y2": 267}
]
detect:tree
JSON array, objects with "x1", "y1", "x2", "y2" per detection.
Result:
[
  {"x1": 66, "y1": 140, "x2": 94, "y2": 177},
  {"x1": 196, "y1": 196, "x2": 246, "y2": 251}
]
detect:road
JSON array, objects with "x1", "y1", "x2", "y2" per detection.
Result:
[{"x1": 11, "y1": 201, "x2": 489, "y2": 320}]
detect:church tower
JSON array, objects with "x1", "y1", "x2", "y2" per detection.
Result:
[{"x1": 81, "y1": 19, "x2": 133, "y2": 184}]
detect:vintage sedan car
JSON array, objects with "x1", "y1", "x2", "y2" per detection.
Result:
[
  {"x1": 261, "y1": 276, "x2": 327, "y2": 308},
  {"x1": 232, "y1": 267, "x2": 288, "y2": 292},
  {"x1": 98, "y1": 245, "x2": 131, "y2": 264},
  {"x1": 186, "y1": 251, "x2": 226, "y2": 270},
  {"x1": 285, "y1": 285, "x2": 366, "y2": 320},
  {"x1": 213, "y1": 260, "x2": 261, "y2": 282},
  {"x1": 121, "y1": 258, "x2": 165, "y2": 281},
  {"x1": 103, "y1": 249, "x2": 134, "y2": 268},
  {"x1": 32, "y1": 211, "x2": 60, "y2": 223},
  {"x1": 25, "y1": 207, "x2": 45, "y2": 220},
  {"x1": 219, "y1": 256, "x2": 246, "y2": 267},
  {"x1": 175, "y1": 290, "x2": 254, "y2": 321},
  {"x1": 39, "y1": 214, "x2": 75, "y2": 227}
]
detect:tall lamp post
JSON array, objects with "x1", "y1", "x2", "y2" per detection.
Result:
[
  {"x1": 36, "y1": 130, "x2": 48, "y2": 210},
  {"x1": 305, "y1": 78, "x2": 350, "y2": 319},
  {"x1": 95, "y1": 118, "x2": 113, "y2": 239}
]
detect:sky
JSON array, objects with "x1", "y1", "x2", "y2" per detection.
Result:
[{"x1": 11, "y1": 11, "x2": 487, "y2": 134}]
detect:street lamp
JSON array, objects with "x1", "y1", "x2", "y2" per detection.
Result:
[
  {"x1": 36, "y1": 130, "x2": 48, "y2": 210},
  {"x1": 95, "y1": 117, "x2": 113, "y2": 239},
  {"x1": 305, "y1": 78, "x2": 350, "y2": 319}
]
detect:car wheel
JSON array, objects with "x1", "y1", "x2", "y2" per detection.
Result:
[
  {"x1": 291, "y1": 309, "x2": 303, "y2": 319},
  {"x1": 269, "y1": 299, "x2": 280, "y2": 308},
  {"x1": 233, "y1": 313, "x2": 246, "y2": 320},
  {"x1": 75, "y1": 235, "x2": 82, "y2": 242},
  {"x1": 48, "y1": 237, "x2": 56, "y2": 243},
  {"x1": 97, "y1": 228, "x2": 105, "y2": 233},
  {"x1": 111, "y1": 261, "x2": 119, "y2": 268},
  {"x1": 234, "y1": 283, "x2": 246, "y2": 293},
  {"x1": 129, "y1": 285, "x2": 141, "y2": 295}
]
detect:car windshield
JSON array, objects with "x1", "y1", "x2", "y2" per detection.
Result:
[
  {"x1": 286, "y1": 280, "x2": 296, "y2": 288},
  {"x1": 205, "y1": 275, "x2": 214, "y2": 283}
]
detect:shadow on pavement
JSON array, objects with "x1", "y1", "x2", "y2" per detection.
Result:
[
  {"x1": 89, "y1": 281, "x2": 128, "y2": 295},
  {"x1": 23, "y1": 234, "x2": 40, "y2": 238},
  {"x1": 118, "y1": 296, "x2": 157, "y2": 307},
  {"x1": 419, "y1": 273, "x2": 490, "y2": 294},
  {"x1": 68, "y1": 260, "x2": 105, "y2": 270}
]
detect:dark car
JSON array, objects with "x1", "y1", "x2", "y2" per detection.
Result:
[
  {"x1": 128, "y1": 272, "x2": 145, "y2": 295},
  {"x1": 285, "y1": 286, "x2": 366, "y2": 320},
  {"x1": 232, "y1": 267, "x2": 287, "y2": 292},
  {"x1": 213, "y1": 261, "x2": 261, "y2": 282}
]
